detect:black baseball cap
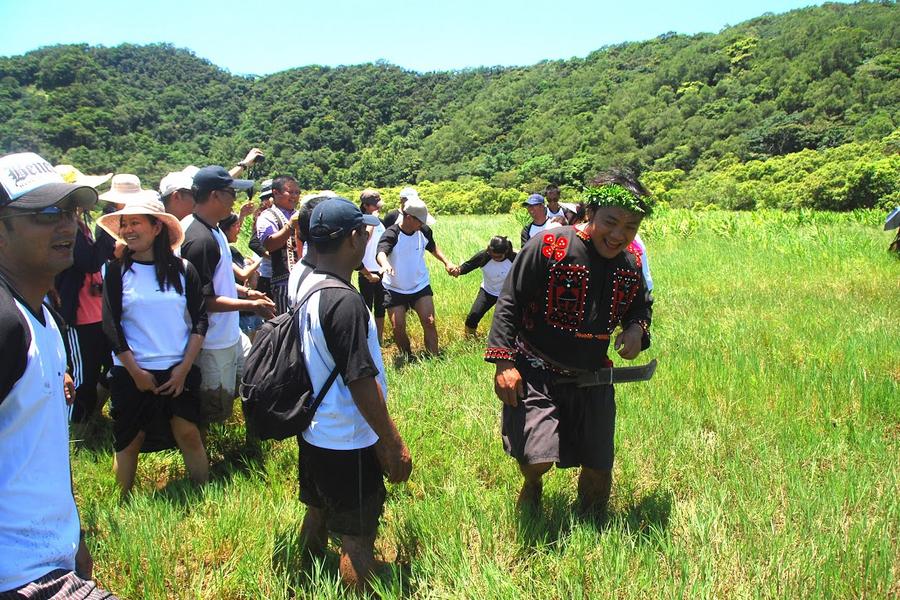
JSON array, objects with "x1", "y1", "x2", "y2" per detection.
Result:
[
  {"x1": 0, "y1": 152, "x2": 97, "y2": 210},
  {"x1": 192, "y1": 166, "x2": 253, "y2": 194},
  {"x1": 309, "y1": 197, "x2": 380, "y2": 242}
]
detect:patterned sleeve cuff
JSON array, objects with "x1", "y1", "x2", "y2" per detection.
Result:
[
  {"x1": 626, "y1": 320, "x2": 651, "y2": 350},
  {"x1": 484, "y1": 346, "x2": 516, "y2": 362}
]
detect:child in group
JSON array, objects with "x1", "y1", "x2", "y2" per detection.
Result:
[
  {"x1": 452, "y1": 235, "x2": 516, "y2": 337},
  {"x1": 99, "y1": 198, "x2": 209, "y2": 495}
]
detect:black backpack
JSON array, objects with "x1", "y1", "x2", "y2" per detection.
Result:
[{"x1": 240, "y1": 277, "x2": 351, "y2": 440}]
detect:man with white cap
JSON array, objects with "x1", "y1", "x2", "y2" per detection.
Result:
[
  {"x1": 0, "y1": 152, "x2": 118, "y2": 597},
  {"x1": 376, "y1": 196, "x2": 456, "y2": 359},
  {"x1": 159, "y1": 166, "x2": 199, "y2": 220},
  {"x1": 180, "y1": 166, "x2": 275, "y2": 426}
]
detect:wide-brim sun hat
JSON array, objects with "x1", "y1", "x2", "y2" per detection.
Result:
[
  {"x1": 97, "y1": 197, "x2": 184, "y2": 250},
  {"x1": 54, "y1": 164, "x2": 113, "y2": 189},
  {"x1": 99, "y1": 173, "x2": 160, "y2": 204}
]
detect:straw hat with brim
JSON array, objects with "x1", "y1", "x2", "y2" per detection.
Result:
[
  {"x1": 99, "y1": 174, "x2": 160, "y2": 204},
  {"x1": 97, "y1": 197, "x2": 184, "y2": 250},
  {"x1": 54, "y1": 165, "x2": 113, "y2": 189},
  {"x1": 0, "y1": 152, "x2": 97, "y2": 210}
]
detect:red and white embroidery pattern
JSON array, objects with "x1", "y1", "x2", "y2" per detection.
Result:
[
  {"x1": 609, "y1": 268, "x2": 640, "y2": 330},
  {"x1": 545, "y1": 264, "x2": 589, "y2": 332}
]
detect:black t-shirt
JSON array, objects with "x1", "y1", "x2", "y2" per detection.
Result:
[
  {"x1": 315, "y1": 271, "x2": 379, "y2": 385},
  {"x1": 180, "y1": 214, "x2": 222, "y2": 297}
]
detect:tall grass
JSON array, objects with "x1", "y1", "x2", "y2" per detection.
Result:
[{"x1": 73, "y1": 210, "x2": 899, "y2": 599}]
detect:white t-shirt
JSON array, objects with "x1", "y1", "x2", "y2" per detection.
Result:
[
  {"x1": 111, "y1": 262, "x2": 192, "y2": 370},
  {"x1": 362, "y1": 220, "x2": 386, "y2": 272},
  {"x1": 481, "y1": 258, "x2": 513, "y2": 297},
  {"x1": 0, "y1": 297, "x2": 79, "y2": 592},
  {"x1": 377, "y1": 225, "x2": 435, "y2": 294}
]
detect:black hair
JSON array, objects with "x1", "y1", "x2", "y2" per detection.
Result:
[
  {"x1": 271, "y1": 175, "x2": 297, "y2": 194},
  {"x1": 487, "y1": 235, "x2": 515, "y2": 259},
  {"x1": 296, "y1": 196, "x2": 328, "y2": 242},
  {"x1": 585, "y1": 168, "x2": 651, "y2": 217},
  {"x1": 219, "y1": 213, "x2": 239, "y2": 230},
  {"x1": 588, "y1": 168, "x2": 649, "y2": 199},
  {"x1": 120, "y1": 215, "x2": 185, "y2": 295},
  {"x1": 193, "y1": 188, "x2": 213, "y2": 204},
  {"x1": 545, "y1": 183, "x2": 560, "y2": 195}
]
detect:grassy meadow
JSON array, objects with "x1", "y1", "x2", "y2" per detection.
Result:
[{"x1": 71, "y1": 209, "x2": 899, "y2": 599}]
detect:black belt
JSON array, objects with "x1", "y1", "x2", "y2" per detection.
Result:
[{"x1": 555, "y1": 359, "x2": 658, "y2": 387}]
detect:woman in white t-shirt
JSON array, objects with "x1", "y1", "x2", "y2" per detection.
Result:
[
  {"x1": 99, "y1": 198, "x2": 209, "y2": 495},
  {"x1": 451, "y1": 235, "x2": 516, "y2": 337}
]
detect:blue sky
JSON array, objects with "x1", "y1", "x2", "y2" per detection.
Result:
[{"x1": 1, "y1": 0, "x2": 844, "y2": 74}]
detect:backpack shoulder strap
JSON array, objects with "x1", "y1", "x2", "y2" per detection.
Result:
[{"x1": 296, "y1": 278, "x2": 354, "y2": 309}]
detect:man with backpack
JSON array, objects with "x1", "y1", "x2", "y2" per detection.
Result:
[{"x1": 293, "y1": 197, "x2": 412, "y2": 592}]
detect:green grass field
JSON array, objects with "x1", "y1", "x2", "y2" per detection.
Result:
[{"x1": 72, "y1": 209, "x2": 899, "y2": 599}]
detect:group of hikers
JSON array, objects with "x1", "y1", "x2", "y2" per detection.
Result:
[{"x1": 0, "y1": 147, "x2": 654, "y2": 596}]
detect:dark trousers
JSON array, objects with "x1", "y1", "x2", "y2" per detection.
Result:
[
  {"x1": 66, "y1": 322, "x2": 111, "y2": 423},
  {"x1": 465, "y1": 288, "x2": 499, "y2": 329},
  {"x1": 358, "y1": 273, "x2": 385, "y2": 318}
]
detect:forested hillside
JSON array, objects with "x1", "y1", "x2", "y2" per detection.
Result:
[{"x1": 0, "y1": 1, "x2": 896, "y2": 208}]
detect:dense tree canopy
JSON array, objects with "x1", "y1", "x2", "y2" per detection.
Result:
[{"x1": 0, "y1": 1, "x2": 896, "y2": 210}]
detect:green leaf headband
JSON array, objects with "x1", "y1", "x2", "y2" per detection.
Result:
[{"x1": 583, "y1": 184, "x2": 652, "y2": 216}]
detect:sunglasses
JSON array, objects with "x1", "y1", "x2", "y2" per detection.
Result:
[{"x1": 0, "y1": 205, "x2": 77, "y2": 225}]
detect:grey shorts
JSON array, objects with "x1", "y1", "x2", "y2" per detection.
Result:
[
  {"x1": 502, "y1": 358, "x2": 616, "y2": 470},
  {"x1": 195, "y1": 338, "x2": 247, "y2": 424}
]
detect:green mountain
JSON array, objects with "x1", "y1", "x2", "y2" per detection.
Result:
[{"x1": 0, "y1": 1, "x2": 896, "y2": 195}]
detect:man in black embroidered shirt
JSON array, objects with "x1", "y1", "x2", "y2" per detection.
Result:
[{"x1": 486, "y1": 170, "x2": 653, "y2": 518}]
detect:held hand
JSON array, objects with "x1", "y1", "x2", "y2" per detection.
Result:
[
  {"x1": 254, "y1": 297, "x2": 276, "y2": 320},
  {"x1": 494, "y1": 361, "x2": 523, "y2": 407},
  {"x1": 245, "y1": 288, "x2": 266, "y2": 300},
  {"x1": 382, "y1": 264, "x2": 396, "y2": 277},
  {"x1": 364, "y1": 271, "x2": 381, "y2": 284},
  {"x1": 130, "y1": 368, "x2": 158, "y2": 393},
  {"x1": 376, "y1": 436, "x2": 413, "y2": 484},
  {"x1": 155, "y1": 363, "x2": 190, "y2": 397},
  {"x1": 64, "y1": 372, "x2": 76, "y2": 405},
  {"x1": 614, "y1": 324, "x2": 644, "y2": 359},
  {"x1": 75, "y1": 536, "x2": 93, "y2": 579}
]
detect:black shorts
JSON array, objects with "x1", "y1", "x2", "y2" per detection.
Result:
[
  {"x1": 383, "y1": 285, "x2": 433, "y2": 310},
  {"x1": 358, "y1": 272, "x2": 386, "y2": 318},
  {"x1": 502, "y1": 357, "x2": 616, "y2": 470},
  {"x1": 298, "y1": 438, "x2": 386, "y2": 538},
  {"x1": 108, "y1": 365, "x2": 203, "y2": 453}
]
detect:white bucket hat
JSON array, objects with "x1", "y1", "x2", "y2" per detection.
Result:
[
  {"x1": 98, "y1": 174, "x2": 160, "y2": 204},
  {"x1": 97, "y1": 197, "x2": 184, "y2": 250}
]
